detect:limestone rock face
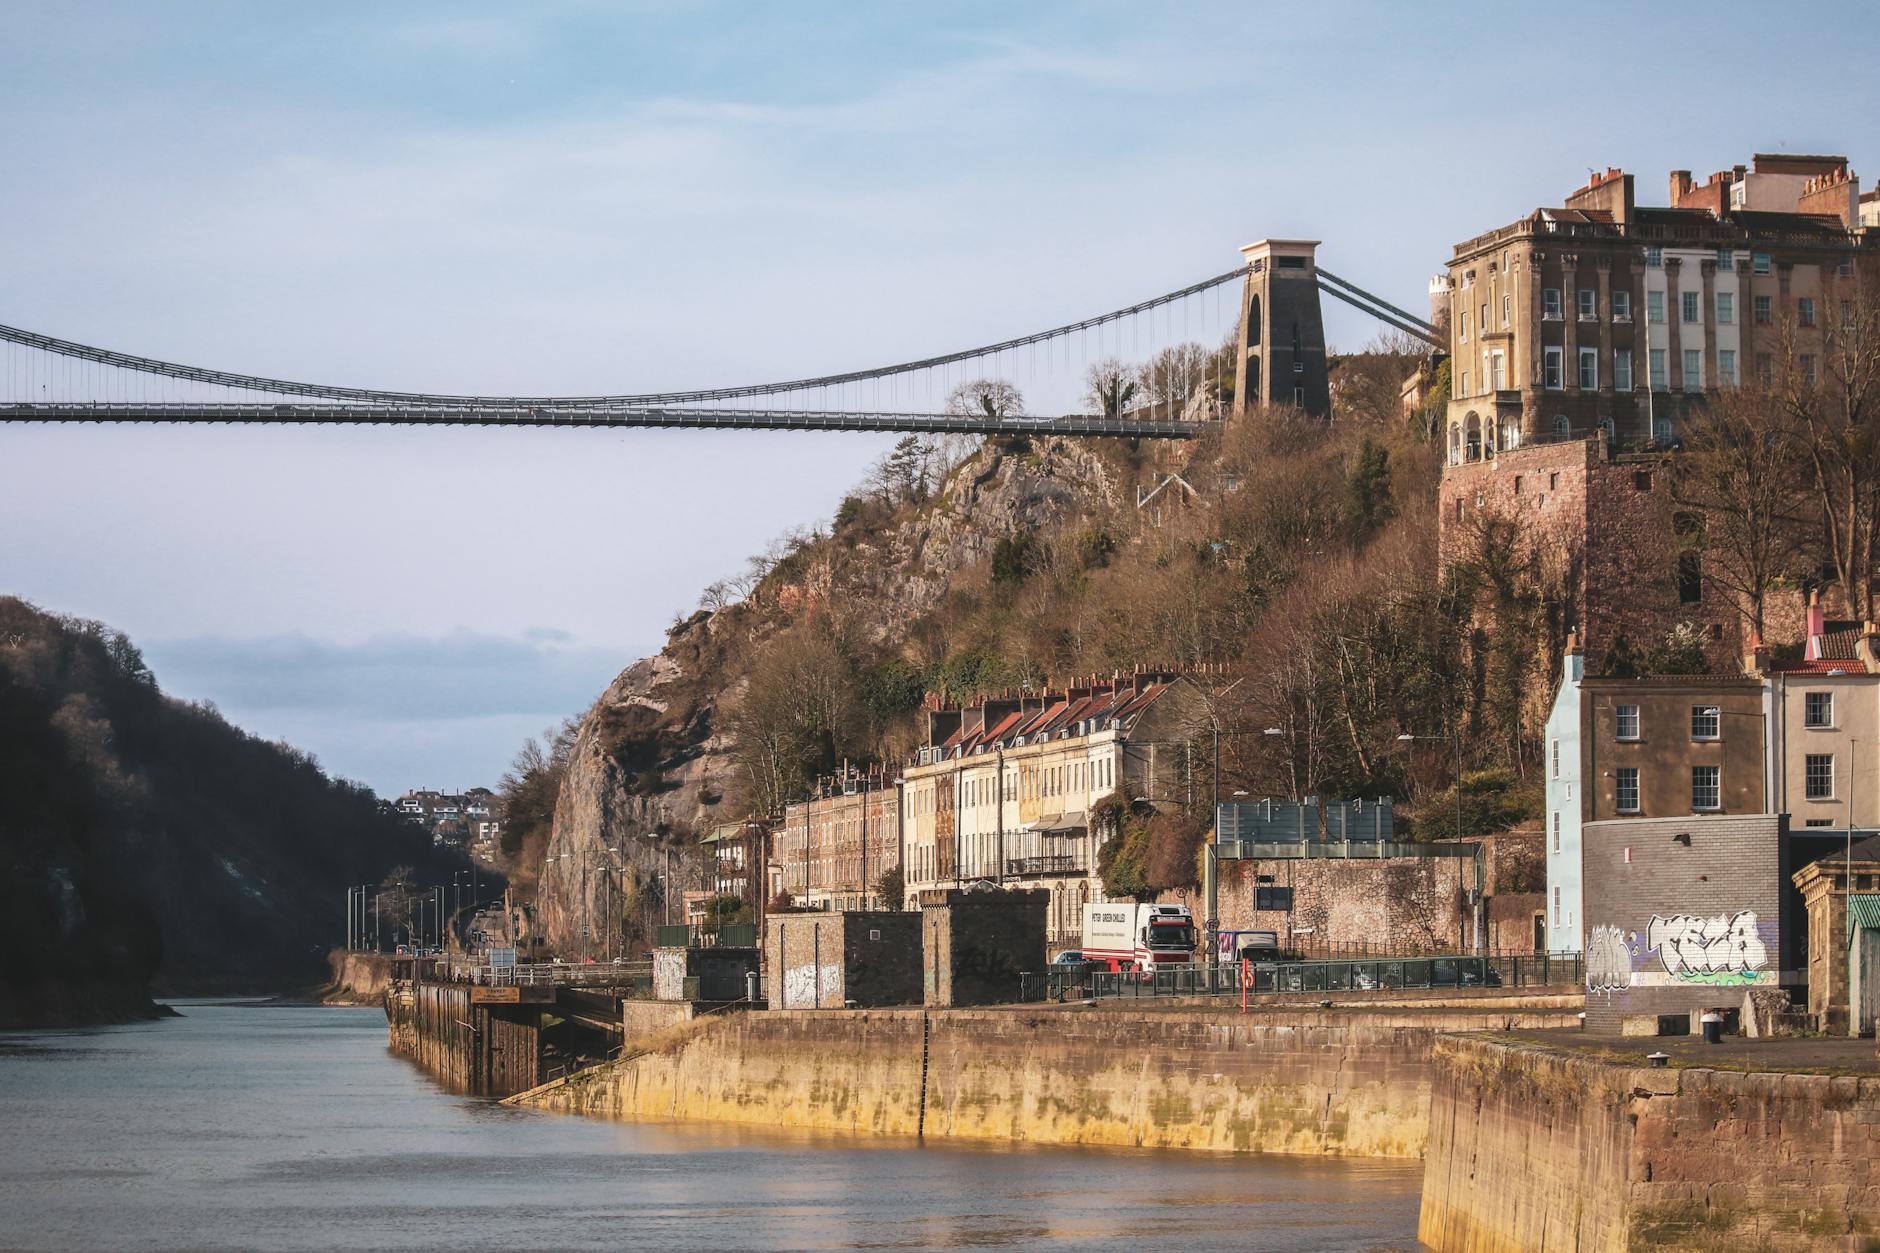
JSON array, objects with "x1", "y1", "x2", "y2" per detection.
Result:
[{"x1": 538, "y1": 438, "x2": 1126, "y2": 954}]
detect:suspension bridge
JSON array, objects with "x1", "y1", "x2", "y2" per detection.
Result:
[{"x1": 0, "y1": 245, "x2": 1436, "y2": 438}]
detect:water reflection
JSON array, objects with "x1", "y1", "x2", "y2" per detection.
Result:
[{"x1": 0, "y1": 1005, "x2": 1422, "y2": 1251}]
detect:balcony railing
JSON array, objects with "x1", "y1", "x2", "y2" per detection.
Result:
[{"x1": 1005, "y1": 854, "x2": 1084, "y2": 878}]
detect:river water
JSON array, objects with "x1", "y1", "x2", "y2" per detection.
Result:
[{"x1": 0, "y1": 1004, "x2": 1423, "y2": 1251}]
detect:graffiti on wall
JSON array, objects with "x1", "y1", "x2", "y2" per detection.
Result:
[
  {"x1": 1646, "y1": 911, "x2": 1768, "y2": 985},
  {"x1": 1585, "y1": 924, "x2": 1633, "y2": 996},
  {"x1": 781, "y1": 961, "x2": 842, "y2": 1008}
]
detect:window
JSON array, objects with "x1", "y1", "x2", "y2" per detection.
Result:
[
  {"x1": 1578, "y1": 289, "x2": 1597, "y2": 320},
  {"x1": 1717, "y1": 248, "x2": 1735, "y2": 269},
  {"x1": 1578, "y1": 348, "x2": 1599, "y2": 390},
  {"x1": 1806, "y1": 754, "x2": 1834, "y2": 801},
  {"x1": 1645, "y1": 246, "x2": 1663, "y2": 268},
  {"x1": 1551, "y1": 812, "x2": 1561, "y2": 852},
  {"x1": 1756, "y1": 353, "x2": 1774, "y2": 387},
  {"x1": 1807, "y1": 818, "x2": 1836, "y2": 828},
  {"x1": 1691, "y1": 706, "x2": 1720, "y2": 740},
  {"x1": 1551, "y1": 415, "x2": 1570, "y2": 439},
  {"x1": 1502, "y1": 294, "x2": 1511, "y2": 327},
  {"x1": 1551, "y1": 739, "x2": 1559, "y2": 778},
  {"x1": 1692, "y1": 765, "x2": 1721, "y2": 811},
  {"x1": 1616, "y1": 768, "x2": 1640, "y2": 814},
  {"x1": 1616, "y1": 705, "x2": 1640, "y2": 740},
  {"x1": 1800, "y1": 297, "x2": 1816, "y2": 327},
  {"x1": 1806, "y1": 691, "x2": 1834, "y2": 728},
  {"x1": 1542, "y1": 288, "x2": 1565, "y2": 319},
  {"x1": 1460, "y1": 309, "x2": 1470, "y2": 343},
  {"x1": 1614, "y1": 348, "x2": 1634, "y2": 391},
  {"x1": 1753, "y1": 294, "x2": 1772, "y2": 324},
  {"x1": 1839, "y1": 257, "x2": 1856, "y2": 279},
  {"x1": 1716, "y1": 292, "x2": 1734, "y2": 324},
  {"x1": 1543, "y1": 347, "x2": 1564, "y2": 390},
  {"x1": 1292, "y1": 385, "x2": 1305, "y2": 407},
  {"x1": 1803, "y1": 355, "x2": 1818, "y2": 388},
  {"x1": 1491, "y1": 351, "x2": 1506, "y2": 390},
  {"x1": 1548, "y1": 472, "x2": 1559, "y2": 490},
  {"x1": 1480, "y1": 302, "x2": 1489, "y2": 332},
  {"x1": 1613, "y1": 290, "x2": 1632, "y2": 321},
  {"x1": 1633, "y1": 470, "x2": 1653, "y2": 491},
  {"x1": 1753, "y1": 252, "x2": 1771, "y2": 275},
  {"x1": 1460, "y1": 370, "x2": 1469, "y2": 396},
  {"x1": 1718, "y1": 349, "x2": 1737, "y2": 387},
  {"x1": 1255, "y1": 886, "x2": 1293, "y2": 912},
  {"x1": 1683, "y1": 349, "x2": 1702, "y2": 392},
  {"x1": 1655, "y1": 417, "x2": 1674, "y2": 444},
  {"x1": 1647, "y1": 290, "x2": 1666, "y2": 324},
  {"x1": 1681, "y1": 291, "x2": 1699, "y2": 323},
  {"x1": 1650, "y1": 348, "x2": 1668, "y2": 390}
]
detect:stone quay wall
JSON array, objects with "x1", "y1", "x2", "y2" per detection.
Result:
[
  {"x1": 1418, "y1": 1034, "x2": 1880, "y2": 1251},
  {"x1": 515, "y1": 1002, "x2": 1577, "y2": 1157}
]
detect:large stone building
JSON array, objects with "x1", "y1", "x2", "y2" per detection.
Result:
[
  {"x1": 899, "y1": 672, "x2": 1211, "y2": 942},
  {"x1": 1439, "y1": 153, "x2": 1874, "y2": 459}
]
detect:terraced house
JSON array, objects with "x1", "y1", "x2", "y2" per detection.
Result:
[{"x1": 898, "y1": 671, "x2": 1210, "y2": 942}]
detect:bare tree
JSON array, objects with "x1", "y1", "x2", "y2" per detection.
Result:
[
  {"x1": 1667, "y1": 385, "x2": 1811, "y2": 640},
  {"x1": 729, "y1": 626, "x2": 861, "y2": 818},
  {"x1": 944, "y1": 379, "x2": 1024, "y2": 423},
  {"x1": 1139, "y1": 343, "x2": 1211, "y2": 419},
  {"x1": 1781, "y1": 280, "x2": 1880, "y2": 618},
  {"x1": 1085, "y1": 358, "x2": 1138, "y2": 419}
]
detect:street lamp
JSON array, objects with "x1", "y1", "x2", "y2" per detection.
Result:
[{"x1": 1399, "y1": 728, "x2": 1478, "y2": 953}]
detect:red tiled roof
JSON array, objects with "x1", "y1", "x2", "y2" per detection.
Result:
[{"x1": 1768, "y1": 659, "x2": 1864, "y2": 674}]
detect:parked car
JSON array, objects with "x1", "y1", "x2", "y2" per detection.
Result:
[{"x1": 1052, "y1": 950, "x2": 1087, "y2": 966}]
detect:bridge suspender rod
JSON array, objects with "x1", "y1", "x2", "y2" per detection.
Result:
[
  {"x1": 1314, "y1": 268, "x2": 1442, "y2": 339},
  {"x1": 1313, "y1": 279, "x2": 1445, "y2": 351},
  {"x1": 0, "y1": 268, "x2": 1245, "y2": 410}
]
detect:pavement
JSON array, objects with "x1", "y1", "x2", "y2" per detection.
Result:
[{"x1": 1495, "y1": 1026, "x2": 1880, "y2": 1074}]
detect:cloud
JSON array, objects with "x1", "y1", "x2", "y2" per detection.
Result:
[{"x1": 141, "y1": 629, "x2": 625, "y2": 723}]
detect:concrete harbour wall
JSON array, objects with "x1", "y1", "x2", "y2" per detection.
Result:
[
  {"x1": 1418, "y1": 1034, "x2": 1880, "y2": 1251},
  {"x1": 517, "y1": 1003, "x2": 1576, "y2": 1157}
]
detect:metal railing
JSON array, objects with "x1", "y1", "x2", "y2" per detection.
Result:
[
  {"x1": 1020, "y1": 952, "x2": 1583, "y2": 1004},
  {"x1": 1006, "y1": 854, "x2": 1084, "y2": 877},
  {"x1": 435, "y1": 959, "x2": 650, "y2": 988}
]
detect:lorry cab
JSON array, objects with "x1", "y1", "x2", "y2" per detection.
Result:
[{"x1": 1083, "y1": 902, "x2": 1196, "y2": 972}]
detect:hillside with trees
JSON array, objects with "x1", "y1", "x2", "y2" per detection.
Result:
[
  {"x1": 0, "y1": 598, "x2": 479, "y2": 1024},
  {"x1": 521, "y1": 277, "x2": 1880, "y2": 953}
]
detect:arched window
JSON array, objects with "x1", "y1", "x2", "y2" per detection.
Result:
[
  {"x1": 1599, "y1": 416, "x2": 1616, "y2": 445},
  {"x1": 1465, "y1": 412, "x2": 1483, "y2": 461},
  {"x1": 1449, "y1": 422, "x2": 1462, "y2": 465},
  {"x1": 1246, "y1": 295, "x2": 1262, "y2": 346},
  {"x1": 1552, "y1": 414, "x2": 1571, "y2": 440},
  {"x1": 1653, "y1": 417, "x2": 1673, "y2": 444},
  {"x1": 1247, "y1": 354, "x2": 1261, "y2": 399},
  {"x1": 1500, "y1": 418, "x2": 1521, "y2": 451}
]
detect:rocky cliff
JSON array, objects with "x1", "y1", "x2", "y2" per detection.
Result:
[{"x1": 538, "y1": 435, "x2": 1140, "y2": 954}]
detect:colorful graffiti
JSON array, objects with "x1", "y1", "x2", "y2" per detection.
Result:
[
  {"x1": 1646, "y1": 910, "x2": 1767, "y2": 985},
  {"x1": 1585, "y1": 924, "x2": 1632, "y2": 995}
]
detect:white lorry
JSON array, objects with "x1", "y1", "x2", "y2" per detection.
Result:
[{"x1": 1081, "y1": 902, "x2": 1197, "y2": 972}]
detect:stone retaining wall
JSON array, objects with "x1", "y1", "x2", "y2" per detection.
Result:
[
  {"x1": 517, "y1": 1002, "x2": 1576, "y2": 1157},
  {"x1": 1418, "y1": 1034, "x2": 1880, "y2": 1251}
]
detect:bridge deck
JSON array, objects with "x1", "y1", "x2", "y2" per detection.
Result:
[{"x1": 0, "y1": 403, "x2": 1208, "y2": 438}]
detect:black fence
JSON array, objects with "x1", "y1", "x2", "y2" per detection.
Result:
[{"x1": 1019, "y1": 952, "x2": 1583, "y2": 1004}]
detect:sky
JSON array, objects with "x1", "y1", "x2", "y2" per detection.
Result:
[{"x1": 2, "y1": 2, "x2": 1875, "y2": 795}]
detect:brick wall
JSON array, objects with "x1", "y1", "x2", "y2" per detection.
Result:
[
  {"x1": 765, "y1": 912, "x2": 922, "y2": 1009},
  {"x1": 1581, "y1": 813, "x2": 1788, "y2": 1032}
]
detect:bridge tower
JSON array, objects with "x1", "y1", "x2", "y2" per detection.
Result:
[{"x1": 1232, "y1": 239, "x2": 1330, "y2": 419}]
